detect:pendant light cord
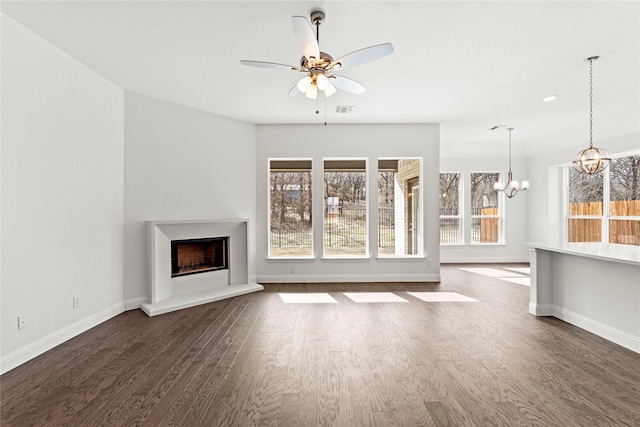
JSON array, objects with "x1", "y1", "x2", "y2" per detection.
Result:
[{"x1": 507, "y1": 127, "x2": 513, "y2": 174}]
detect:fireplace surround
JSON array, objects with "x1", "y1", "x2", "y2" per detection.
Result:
[{"x1": 141, "y1": 219, "x2": 263, "y2": 316}]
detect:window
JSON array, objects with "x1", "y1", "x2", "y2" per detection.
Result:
[
  {"x1": 378, "y1": 159, "x2": 422, "y2": 256},
  {"x1": 324, "y1": 159, "x2": 367, "y2": 257},
  {"x1": 470, "y1": 172, "x2": 502, "y2": 244},
  {"x1": 439, "y1": 172, "x2": 462, "y2": 245},
  {"x1": 568, "y1": 168, "x2": 603, "y2": 242},
  {"x1": 268, "y1": 159, "x2": 312, "y2": 257},
  {"x1": 566, "y1": 153, "x2": 639, "y2": 246},
  {"x1": 609, "y1": 155, "x2": 640, "y2": 245}
]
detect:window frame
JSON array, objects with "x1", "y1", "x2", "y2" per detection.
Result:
[
  {"x1": 267, "y1": 158, "x2": 314, "y2": 259},
  {"x1": 439, "y1": 171, "x2": 464, "y2": 246},
  {"x1": 564, "y1": 151, "x2": 640, "y2": 246},
  {"x1": 470, "y1": 171, "x2": 505, "y2": 245},
  {"x1": 377, "y1": 157, "x2": 424, "y2": 257},
  {"x1": 322, "y1": 157, "x2": 369, "y2": 259}
]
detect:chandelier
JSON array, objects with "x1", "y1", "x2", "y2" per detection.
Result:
[
  {"x1": 494, "y1": 127, "x2": 529, "y2": 198},
  {"x1": 572, "y1": 56, "x2": 610, "y2": 174}
]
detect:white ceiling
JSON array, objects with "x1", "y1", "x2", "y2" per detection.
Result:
[{"x1": 2, "y1": 0, "x2": 639, "y2": 158}]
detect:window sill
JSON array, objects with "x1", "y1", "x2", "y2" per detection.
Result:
[
  {"x1": 321, "y1": 256, "x2": 370, "y2": 262},
  {"x1": 469, "y1": 243, "x2": 506, "y2": 247},
  {"x1": 375, "y1": 255, "x2": 426, "y2": 261},
  {"x1": 266, "y1": 256, "x2": 316, "y2": 262}
]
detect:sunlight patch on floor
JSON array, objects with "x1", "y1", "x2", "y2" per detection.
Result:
[
  {"x1": 343, "y1": 292, "x2": 409, "y2": 303},
  {"x1": 504, "y1": 267, "x2": 531, "y2": 275},
  {"x1": 500, "y1": 277, "x2": 531, "y2": 286},
  {"x1": 407, "y1": 292, "x2": 478, "y2": 302},
  {"x1": 279, "y1": 293, "x2": 338, "y2": 303},
  {"x1": 458, "y1": 267, "x2": 524, "y2": 277}
]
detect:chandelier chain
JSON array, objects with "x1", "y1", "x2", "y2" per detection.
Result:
[{"x1": 589, "y1": 57, "x2": 594, "y2": 148}]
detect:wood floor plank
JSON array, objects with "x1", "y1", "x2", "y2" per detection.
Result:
[{"x1": 3, "y1": 263, "x2": 640, "y2": 426}]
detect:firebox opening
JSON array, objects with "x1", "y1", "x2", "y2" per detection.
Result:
[{"x1": 171, "y1": 237, "x2": 229, "y2": 278}]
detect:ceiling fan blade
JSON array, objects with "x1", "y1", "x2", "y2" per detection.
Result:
[
  {"x1": 240, "y1": 60, "x2": 301, "y2": 71},
  {"x1": 331, "y1": 75, "x2": 366, "y2": 95},
  {"x1": 288, "y1": 85, "x2": 301, "y2": 97},
  {"x1": 292, "y1": 16, "x2": 320, "y2": 60},
  {"x1": 330, "y1": 43, "x2": 394, "y2": 70}
]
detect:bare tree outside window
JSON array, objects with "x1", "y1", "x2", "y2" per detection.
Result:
[
  {"x1": 269, "y1": 160, "x2": 312, "y2": 257},
  {"x1": 609, "y1": 155, "x2": 640, "y2": 245},
  {"x1": 470, "y1": 172, "x2": 502, "y2": 244},
  {"x1": 610, "y1": 155, "x2": 640, "y2": 211},
  {"x1": 440, "y1": 172, "x2": 462, "y2": 244},
  {"x1": 569, "y1": 168, "x2": 603, "y2": 210}
]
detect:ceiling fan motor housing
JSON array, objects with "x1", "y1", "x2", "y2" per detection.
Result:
[
  {"x1": 310, "y1": 10, "x2": 325, "y2": 25},
  {"x1": 300, "y1": 52, "x2": 334, "y2": 71}
]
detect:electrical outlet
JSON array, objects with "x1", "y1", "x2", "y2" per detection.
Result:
[
  {"x1": 18, "y1": 314, "x2": 27, "y2": 330},
  {"x1": 73, "y1": 296, "x2": 80, "y2": 308},
  {"x1": 427, "y1": 259, "x2": 433, "y2": 266},
  {"x1": 290, "y1": 266, "x2": 295, "y2": 274}
]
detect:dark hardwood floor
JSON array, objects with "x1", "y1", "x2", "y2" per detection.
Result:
[{"x1": 2, "y1": 263, "x2": 639, "y2": 426}]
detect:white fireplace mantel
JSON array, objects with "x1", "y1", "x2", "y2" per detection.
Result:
[{"x1": 140, "y1": 219, "x2": 263, "y2": 316}]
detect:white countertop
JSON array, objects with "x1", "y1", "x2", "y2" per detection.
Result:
[{"x1": 527, "y1": 241, "x2": 640, "y2": 266}]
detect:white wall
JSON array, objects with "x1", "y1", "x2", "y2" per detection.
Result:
[
  {"x1": 255, "y1": 124, "x2": 440, "y2": 282},
  {"x1": 528, "y1": 132, "x2": 640, "y2": 244},
  {"x1": 123, "y1": 93, "x2": 256, "y2": 301},
  {"x1": 1, "y1": 15, "x2": 124, "y2": 372},
  {"x1": 439, "y1": 158, "x2": 530, "y2": 263}
]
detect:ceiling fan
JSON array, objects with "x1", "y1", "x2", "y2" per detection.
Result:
[{"x1": 240, "y1": 10, "x2": 393, "y2": 99}]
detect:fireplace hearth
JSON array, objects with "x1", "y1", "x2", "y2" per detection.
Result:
[{"x1": 171, "y1": 237, "x2": 228, "y2": 277}]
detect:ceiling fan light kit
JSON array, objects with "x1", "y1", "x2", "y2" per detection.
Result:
[{"x1": 241, "y1": 10, "x2": 393, "y2": 100}]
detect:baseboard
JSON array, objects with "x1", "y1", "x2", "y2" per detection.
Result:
[
  {"x1": 529, "y1": 303, "x2": 554, "y2": 316},
  {"x1": 552, "y1": 306, "x2": 640, "y2": 354},
  {"x1": 258, "y1": 273, "x2": 441, "y2": 283},
  {"x1": 441, "y1": 256, "x2": 529, "y2": 263},
  {"x1": 1, "y1": 297, "x2": 145, "y2": 375},
  {"x1": 125, "y1": 296, "x2": 148, "y2": 311}
]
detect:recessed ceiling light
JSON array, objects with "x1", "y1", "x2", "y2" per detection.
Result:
[{"x1": 543, "y1": 95, "x2": 558, "y2": 102}]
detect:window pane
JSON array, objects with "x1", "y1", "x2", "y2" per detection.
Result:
[
  {"x1": 439, "y1": 172, "x2": 461, "y2": 245},
  {"x1": 439, "y1": 173, "x2": 460, "y2": 215},
  {"x1": 569, "y1": 168, "x2": 603, "y2": 215},
  {"x1": 324, "y1": 160, "x2": 367, "y2": 256},
  {"x1": 269, "y1": 160, "x2": 312, "y2": 257},
  {"x1": 378, "y1": 159, "x2": 422, "y2": 255},
  {"x1": 471, "y1": 172, "x2": 500, "y2": 216},
  {"x1": 609, "y1": 155, "x2": 640, "y2": 216},
  {"x1": 440, "y1": 218, "x2": 461, "y2": 244},
  {"x1": 609, "y1": 220, "x2": 640, "y2": 246},
  {"x1": 471, "y1": 218, "x2": 499, "y2": 243},
  {"x1": 568, "y1": 218, "x2": 601, "y2": 242},
  {"x1": 471, "y1": 173, "x2": 501, "y2": 244}
]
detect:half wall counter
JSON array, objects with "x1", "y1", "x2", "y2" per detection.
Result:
[{"x1": 528, "y1": 242, "x2": 640, "y2": 353}]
